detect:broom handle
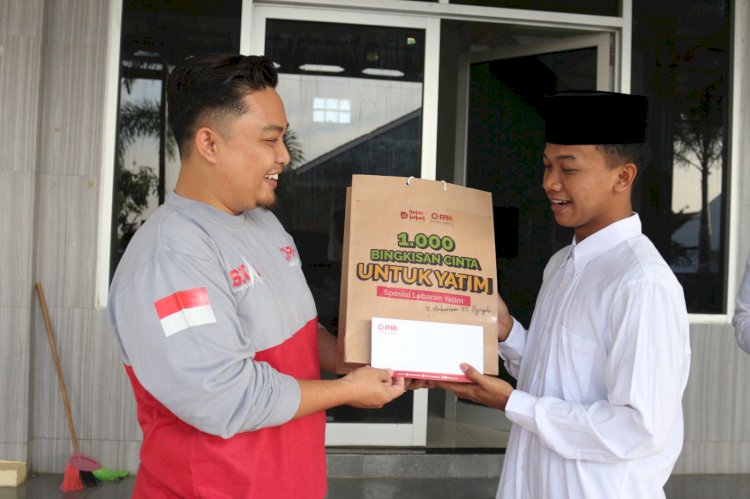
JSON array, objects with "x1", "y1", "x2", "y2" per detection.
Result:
[{"x1": 35, "y1": 282, "x2": 79, "y2": 452}]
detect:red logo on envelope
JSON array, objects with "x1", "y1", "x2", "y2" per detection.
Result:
[{"x1": 377, "y1": 323, "x2": 398, "y2": 333}]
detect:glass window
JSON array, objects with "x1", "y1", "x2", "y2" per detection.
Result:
[
  {"x1": 632, "y1": 0, "x2": 731, "y2": 313},
  {"x1": 449, "y1": 0, "x2": 619, "y2": 17},
  {"x1": 111, "y1": 0, "x2": 241, "y2": 278},
  {"x1": 264, "y1": 19, "x2": 426, "y2": 423},
  {"x1": 465, "y1": 48, "x2": 598, "y2": 327}
]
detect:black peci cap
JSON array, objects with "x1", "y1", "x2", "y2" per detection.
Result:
[{"x1": 543, "y1": 91, "x2": 649, "y2": 145}]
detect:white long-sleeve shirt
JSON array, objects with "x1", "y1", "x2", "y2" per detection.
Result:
[
  {"x1": 498, "y1": 214, "x2": 691, "y2": 499},
  {"x1": 732, "y1": 255, "x2": 750, "y2": 354}
]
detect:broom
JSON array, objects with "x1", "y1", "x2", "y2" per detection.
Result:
[{"x1": 35, "y1": 282, "x2": 129, "y2": 491}]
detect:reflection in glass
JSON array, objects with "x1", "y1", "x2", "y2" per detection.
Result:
[
  {"x1": 114, "y1": 78, "x2": 164, "y2": 261},
  {"x1": 112, "y1": 0, "x2": 241, "y2": 277},
  {"x1": 671, "y1": 86, "x2": 724, "y2": 276},
  {"x1": 265, "y1": 19, "x2": 425, "y2": 423},
  {"x1": 466, "y1": 49, "x2": 596, "y2": 327},
  {"x1": 449, "y1": 0, "x2": 619, "y2": 16},
  {"x1": 632, "y1": 0, "x2": 730, "y2": 313}
]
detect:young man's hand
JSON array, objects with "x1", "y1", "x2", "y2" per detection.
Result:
[{"x1": 435, "y1": 363, "x2": 513, "y2": 411}]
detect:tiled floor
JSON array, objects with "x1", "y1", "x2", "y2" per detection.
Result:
[
  {"x1": 3, "y1": 473, "x2": 750, "y2": 499},
  {"x1": 3, "y1": 417, "x2": 749, "y2": 498},
  {"x1": 426, "y1": 413, "x2": 509, "y2": 449},
  {"x1": 332, "y1": 474, "x2": 750, "y2": 498}
]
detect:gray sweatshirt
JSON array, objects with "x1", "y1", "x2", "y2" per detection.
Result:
[{"x1": 108, "y1": 193, "x2": 317, "y2": 437}]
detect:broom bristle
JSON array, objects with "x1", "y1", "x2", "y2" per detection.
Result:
[
  {"x1": 68, "y1": 450, "x2": 102, "y2": 472},
  {"x1": 61, "y1": 463, "x2": 85, "y2": 492}
]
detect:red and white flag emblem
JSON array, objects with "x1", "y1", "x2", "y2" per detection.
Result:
[{"x1": 153, "y1": 287, "x2": 216, "y2": 337}]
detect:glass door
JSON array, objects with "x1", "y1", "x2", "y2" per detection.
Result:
[
  {"x1": 449, "y1": 33, "x2": 613, "y2": 432},
  {"x1": 248, "y1": 5, "x2": 439, "y2": 446}
]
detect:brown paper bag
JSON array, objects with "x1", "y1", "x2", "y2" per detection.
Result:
[{"x1": 337, "y1": 174, "x2": 498, "y2": 375}]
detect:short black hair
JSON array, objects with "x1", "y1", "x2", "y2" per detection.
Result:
[
  {"x1": 596, "y1": 143, "x2": 651, "y2": 173},
  {"x1": 166, "y1": 53, "x2": 278, "y2": 156}
]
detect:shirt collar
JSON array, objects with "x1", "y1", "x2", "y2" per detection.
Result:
[
  {"x1": 167, "y1": 191, "x2": 248, "y2": 228},
  {"x1": 565, "y1": 213, "x2": 642, "y2": 271}
]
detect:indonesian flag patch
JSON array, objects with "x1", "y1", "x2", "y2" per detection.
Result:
[{"x1": 153, "y1": 287, "x2": 217, "y2": 337}]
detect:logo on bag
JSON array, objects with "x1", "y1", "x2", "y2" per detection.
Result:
[
  {"x1": 229, "y1": 260, "x2": 263, "y2": 291},
  {"x1": 430, "y1": 212, "x2": 454, "y2": 226},
  {"x1": 400, "y1": 209, "x2": 425, "y2": 221}
]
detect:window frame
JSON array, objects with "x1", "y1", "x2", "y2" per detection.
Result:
[
  {"x1": 723, "y1": 0, "x2": 744, "y2": 322},
  {"x1": 95, "y1": 0, "x2": 744, "y2": 321},
  {"x1": 95, "y1": 0, "x2": 124, "y2": 308}
]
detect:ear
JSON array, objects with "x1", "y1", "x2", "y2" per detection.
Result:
[
  {"x1": 614, "y1": 162, "x2": 637, "y2": 192},
  {"x1": 193, "y1": 126, "x2": 220, "y2": 164}
]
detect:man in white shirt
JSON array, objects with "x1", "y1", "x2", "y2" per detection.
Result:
[
  {"x1": 732, "y1": 255, "x2": 750, "y2": 353},
  {"x1": 436, "y1": 91, "x2": 691, "y2": 499}
]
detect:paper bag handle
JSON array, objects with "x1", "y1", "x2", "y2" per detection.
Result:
[{"x1": 405, "y1": 176, "x2": 448, "y2": 191}]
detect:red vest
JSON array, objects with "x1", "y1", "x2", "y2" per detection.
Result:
[{"x1": 125, "y1": 319, "x2": 327, "y2": 498}]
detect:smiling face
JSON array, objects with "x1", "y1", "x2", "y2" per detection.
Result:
[
  {"x1": 542, "y1": 143, "x2": 634, "y2": 242},
  {"x1": 210, "y1": 87, "x2": 291, "y2": 214}
]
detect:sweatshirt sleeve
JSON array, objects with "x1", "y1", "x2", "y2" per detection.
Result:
[{"x1": 109, "y1": 250, "x2": 300, "y2": 438}]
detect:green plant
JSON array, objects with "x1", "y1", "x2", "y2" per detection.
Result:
[{"x1": 115, "y1": 165, "x2": 158, "y2": 248}]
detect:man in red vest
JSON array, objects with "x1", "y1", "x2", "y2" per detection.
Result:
[{"x1": 108, "y1": 53, "x2": 406, "y2": 498}]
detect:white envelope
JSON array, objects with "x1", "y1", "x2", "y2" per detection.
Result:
[{"x1": 370, "y1": 316, "x2": 483, "y2": 383}]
